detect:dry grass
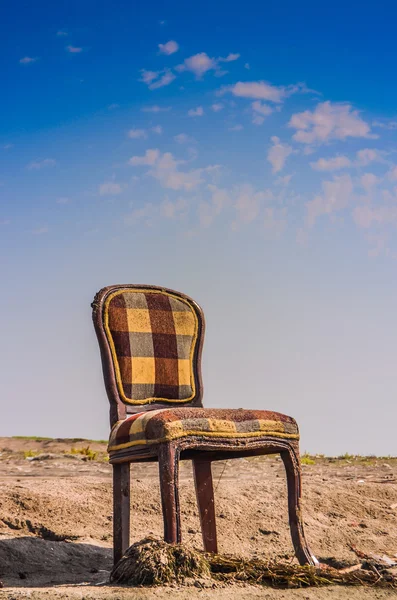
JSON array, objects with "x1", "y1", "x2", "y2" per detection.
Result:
[{"x1": 110, "y1": 539, "x2": 397, "y2": 589}]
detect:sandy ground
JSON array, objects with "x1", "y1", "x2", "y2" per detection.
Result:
[{"x1": 0, "y1": 437, "x2": 396, "y2": 599}]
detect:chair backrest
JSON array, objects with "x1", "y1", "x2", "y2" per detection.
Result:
[{"x1": 92, "y1": 285, "x2": 205, "y2": 425}]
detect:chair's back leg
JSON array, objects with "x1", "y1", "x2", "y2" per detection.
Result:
[
  {"x1": 193, "y1": 458, "x2": 218, "y2": 553},
  {"x1": 113, "y1": 462, "x2": 131, "y2": 566},
  {"x1": 158, "y1": 443, "x2": 181, "y2": 544},
  {"x1": 281, "y1": 446, "x2": 319, "y2": 567}
]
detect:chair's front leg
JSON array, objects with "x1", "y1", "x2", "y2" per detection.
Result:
[
  {"x1": 113, "y1": 462, "x2": 131, "y2": 565},
  {"x1": 281, "y1": 445, "x2": 319, "y2": 567},
  {"x1": 158, "y1": 443, "x2": 181, "y2": 544},
  {"x1": 193, "y1": 458, "x2": 218, "y2": 553}
]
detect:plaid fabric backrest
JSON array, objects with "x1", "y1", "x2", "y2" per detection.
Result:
[{"x1": 100, "y1": 287, "x2": 202, "y2": 406}]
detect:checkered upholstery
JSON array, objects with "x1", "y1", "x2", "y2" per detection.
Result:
[
  {"x1": 104, "y1": 289, "x2": 199, "y2": 405},
  {"x1": 108, "y1": 408, "x2": 299, "y2": 452}
]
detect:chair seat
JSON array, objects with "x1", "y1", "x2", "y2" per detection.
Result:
[{"x1": 108, "y1": 407, "x2": 299, "y2": 453}]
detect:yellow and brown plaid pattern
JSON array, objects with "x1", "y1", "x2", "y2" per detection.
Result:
[
  {"x1": 108, "y1": 408, "x2": 299, "y2": 452},
  {"x1": 104, "y1": 289, "x2": 198, "y2": 405}
]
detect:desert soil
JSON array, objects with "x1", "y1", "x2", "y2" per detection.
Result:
[{"x1": 0, "y1": 437, "x2": 396, "y2": 599}]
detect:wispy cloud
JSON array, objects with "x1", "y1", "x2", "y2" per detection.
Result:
[
  {"x1": 267, "y1": 137, "x2": 292, "y2": 173},
  {"x1": 221, "y1": 53, "x2": 240, "y2": 62},
  {"x1": 56, "y1": 197, "x2": 70, "y2": 204},
  {"x1": 158, "y1": 40, "x2": 179, "y2": 55},
  {"x1": 310, "y1": 156, "x2": 352, "y2": 171},
  {"x1": 128, "y1": 149, "x2": 219, "y2": 191},
  {"x1": 176, "y1": 51, "x2": 239, "y2": 79},
  {"x1": 310, "y1": 148, "x2": 384, "y2": 171},
  {"x1": 57, "y1": 30, "x2": 68, "y2": 37},
  {"x1": 19, "y1": 56, "x2": 38, "y2": 65},
  {"x1": 127, "y1": 128, "x2": 148, "y2": 139},
  {"x1": 66, "y1": 45, "x2": 83, "y2": 53},
  {"x1": 289, "y1": 101, "x2": 375, "y2": 144},
  {"x1": 188, "y1": 106, "x2": 204, "y2": 117},
  {"x1": 27, "y1": 158, "x2": 56, "y2": 170},
  {"x1": 141, "y1": 105, "x2": 171, "y2": 113},
  {"x1": 174, "y1": 133, "x2": 194, "y2": 144},
  {"x1": 142, "y1": 69, "x2": 176, "y2": 90},
  {"x1": 129, "y1": 149, "x2": 160, "y2": 166},
  {"x1": 211, "y1": 103, "x2": 224, "y2": 112},
  {"x1": 222, "y1": 80, "x2": 300, "y2": 103},
  {"x1": 151, "y1": 125, "x2": 163, "y2": 135},
  {"x1": 306, "y1": 174, "x2": 353, "y2": 227},
  {"x1": 251, "y1": 100, "x2": 273, "y2": 125},
  {"x1": 372, "y1": 119, "x2": 397, "y2": 131},
  {"x1": 228, "y1": 124, "x2": 243, "y2": 131},
  {"x1": 99, "y1": 182, "x2": 122, "y2": 196},
  {"x1": 32, "y1": 227, "x2": 49, "y2": 235}
]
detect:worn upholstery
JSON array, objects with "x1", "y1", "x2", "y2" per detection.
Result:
[
  {"x1": 108, "y1": 408, "x2": 299, "y2": 452},
  {"x1": 104, "y1": 289, "x2": 199, "y2": 405}
]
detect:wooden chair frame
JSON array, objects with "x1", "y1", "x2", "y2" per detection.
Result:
[{"x1": 92, "y1": 284, "x2": 318, "y2": 567}]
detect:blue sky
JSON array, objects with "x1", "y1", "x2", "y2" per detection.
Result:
[{"x1": 1, "y1": 0, "x2": 397, "y2": 455}]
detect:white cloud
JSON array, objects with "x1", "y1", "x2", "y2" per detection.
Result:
[
  {"x1": 225, "y1": 81, "x2": 285, "y2": 103},
  {"x1": 27, "y1": 158, "x2": 56, "y2": 170},
  {"x1": 151, "y1": 125, "x2": 163, "y2": 135},
  {"x1": 108, "y1": 103, "x2": 119, "y2": 110},
  {"x1": 372, "y1": 119, "x2": 397, "y2": 131},
  {"x1": 310, "y1": 156, "x2": 351, "y2": 171},
  {"x1": 149, "y1": 70, "x2": 176, "y2": 90},
  {"x1": 267, "y1": 136, "x2": 292, "y2": 173},
  {"x1": 360, "y1": 173, "x2": 379, "y2": 190},
  {"x1": 353, "y1": 205, "x2": 397, "y2": 229},
  {"x1": 99, "y1": 182, "x2": 122, "y2": 195},
  {"x1": 188, "y1": 106, "x2": 204, "y2": 117},
  {"x1": 244, "y1": 63, "x2": 250, "y2": 70},
  {"x1": 140, "y1": 70, "x2": 159, "y2": 84},
  {"x1": 310, "y1": 148, "x2": 382, "y2": 171},
  {"x1": 127, "y1": 128, "x2": 147, "y2": 139},
  {"x1": 141, "y1": 105, "x2": 171, "y2": 113},
  {"x1": 355, "y1": 148, "x2": 382, "y2": 166},
  {"x1": 211, "y1": 103, "x2": 224, "y2": 112},
  {"x1": 306, "y1": 174, "x2": 353, "y2": 227},
  {"x1": 66, "y1": 45, "x2": 83, "y2": 53},
  {"x1": 251, "y1": 101, "x2": 273, "y2": 125},
  {"x1": 158, "y1": 40, "x2": 179, "y2": 55},
  {"x1": 252, "y1": 101, "x2": 273, "y2": 116},
  {"x1": 228, "y1": 124, "x2": 243, "y2": 131},
  {"x1": 176, "y1": 51, "x2": 239, "y2": 79},
  {"x1": 220, "y1": 53, "x2": 240, "y2": 62},
  {"x1": 57, "y1": 30, "x2": 68, "y2": 36},
  {"x1": 140, "y1": 69, "x2": 176, "y2": 90},
  {"x1": 129, "y1": 149, "x2": 160, "y2": 166},
  {"x1": 177, "y1": 52, "x2": 217, "y2": 78},
  {"x1": 19, "y1": 56, "x2": 38, "y2": 64},
  {"x1": 234, "y1": 184, "x2": 266, "y2": 224},
  {"x1": 289, "y1": 101, "x2": 374, "y2": 144},
  {"x1": 174, "y1": 133, "x2": 194, "y2": 144},
  {"x1": 162, "y1": 197, "x2": 188, "y2": 219},
  {"x1": 129, "y1": 149, "x2": 219, "y2": 191},
  {"x1": 388, "y1": 165, "x2": 397, "y2": 181}
]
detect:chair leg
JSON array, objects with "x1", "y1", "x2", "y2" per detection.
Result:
[
  {"x1": 113, "y1": 462, "x2": 131, "y2": 566},
  {"x1": 281, "y1": 447, "x2": 319, "y2": 566},
  {"x1": 158, "y1": 443, "x2": 181, "y2": 544},
  {"x1": 193, "y1": 459, "x2": 218, "y2": 553}
]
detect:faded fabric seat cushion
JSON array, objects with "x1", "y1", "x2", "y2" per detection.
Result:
[{"x1": 108, "y1": 408, "x2": 299, "y2": 452}]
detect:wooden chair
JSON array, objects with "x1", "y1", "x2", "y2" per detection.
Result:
[{"x1": 92, "y1": 284, "x2": 318, "y2": 567}]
